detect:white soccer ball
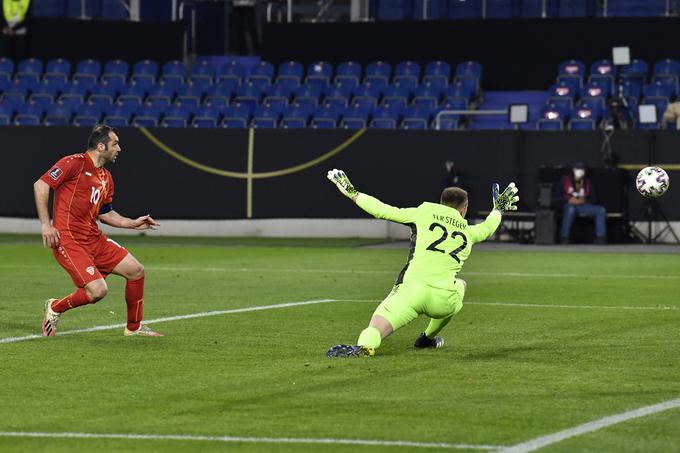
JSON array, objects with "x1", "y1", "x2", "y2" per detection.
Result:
[{"x1": 636, "y1": 166, "x2": 670, "y2": 198}]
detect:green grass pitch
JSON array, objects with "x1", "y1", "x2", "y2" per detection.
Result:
[{"x1": 1, "y1": 234, "x2": 680, "y2": 452}]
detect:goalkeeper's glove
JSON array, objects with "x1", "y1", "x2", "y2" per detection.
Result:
[
  {"x1": 327, "y1": 169, "x2": 358, "y2": 199},
  {"x1": 492, "y1": 182, "x2": 519, "y2": 212}
]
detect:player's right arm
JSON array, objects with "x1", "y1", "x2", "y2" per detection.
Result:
[
  {"x1": 326, "y1": 169, "x2": 416, "y2": 224},
  {"x1": 33, "y1": 179, "x2": 60, "y2": 248}
]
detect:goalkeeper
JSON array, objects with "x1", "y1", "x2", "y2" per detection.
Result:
[{"x1": 326, "y1": 169, "x2": 519, "y2": 358}]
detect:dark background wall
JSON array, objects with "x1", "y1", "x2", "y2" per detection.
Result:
[
  {"x1": 2, "y1": 128, "x2": 677, "y2": 220},
  {"x1": 262, "y1": 17, "x2": 680, "y2": 90}
]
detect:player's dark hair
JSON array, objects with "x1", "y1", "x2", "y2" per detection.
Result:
[
  {"x1": 440, "y1": 187, "x2": 468, "y2": 209},
  {"x1": 87, "y1": 124, "x2": 118, "y2": 150}
]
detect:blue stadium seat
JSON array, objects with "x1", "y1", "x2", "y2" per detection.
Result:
[
  {"x1": 306, "y1": 61, "x2": 333, "y2": 88},
  {"x1": 311, "y1": 103, "x2": 341, "y2": 128},
  {"x1": 234, "y1": 82, "x2": 266, "y2": 111},
  {"x1": 651, "y1": 75, "x2": 678, "y2": 97},
  {"x1": 252, "y1": 103, "x2": 283, "y2": 128},
  {"x1": 448, "y1": 0, "x2": 481, "y2": 18},
  {"x1": 456, "y1": 61, "x2": 483, "y2": 79},
  {"x1": 540, "y1": 103, "x2": 570, "y2": 122},
  {"x1": 375, "y1": 0, "x2": 410, "y2": 20},
  {"x1": 370, "y1": 103, "x2": 402, "y2": 129},
  {"x1": 323, "y1": 82, "x2": 354, "y2": 110},
  {"x1": 364, "y1": 61, "x2": 391, "y2": 85},
  {"x1": 192, "y1": 117, "x2": 217, "y2": 128},
  {"x1": 14, "y1": 113, "x2": 41, "y2": 126},
  {"x1": 221, "y1": 102, "x2": 252, "y2": 128},
  {"x1": 191, "y1": 59, "x2": 215, "y2": 84},
  {"x1": 146, "y1": 83, "x2": 176, "y2": 105},
  {"x1": 192, "y1": 104, "x2": 222, "y2": 128},
  {"x1": 132, "y1": 116, "x2": 158, "y2": 127},
  {"x1": 73, "y1": 59, "x2": 101, "y2": 84},
  {"x1": 102, "y1": 59, "x2": 129, "y2": 84},
  {"x1": 32, "y1": 79, "x2": 64, "y2": 99},
  {"x1": 277, "y1": 61, "x2": 304, "y2": 86},
  {"x1": 643, "y1": 80, "x2": 673, "y2": 100},
  {"x1": 558, "y1": 59, "x2": 585, "y2": 79},
  {"x1": 556, "y1": 74, "x2": 581, "y2": 94},
  {"x1": 413, "y1": 82, "x2": 444, "y2": 109},
  {"x1": 44, "y1": 103, "x2": 72, "y2": 126},
  {"x1": 280, "y1": 102, "x2": 312, "y2": 128},
  {"x1": 206, "y1": 79, "x2": 239, "y2": 104},
  {"x1": 394, "y1": 61, "x2": 421, "y2": 84},
  {"x1": 586, "y1": 76, "x2": 613, "y2": 97},
  {"x1": 117, "y1": 83, "x2": 146, "y2": 106},
  {"x1": 264, "y1": 83, "x2": 293, "y2": 110},
  {"x1": 132, "y1": 59, "x2": 159, "y2": 84},
  {"x1": 620, "y1": 59, "x2": 648, "y2": 86},
  {"x1": 45, "y1": 58, "x2": 71, "y2": 80},
  {"x1": 16, "y1": 58, "x2": 44, "y2": 83},
  {"x1": 581, "y1": 82, "x2": 608, "y2": 99},
  {"x1": 162, "y1": 60, "x2": 189, "y2": 85},
  {"x1": 536, "y1": 119, "x2": 563, "y2": 130},
  {"x1": 352, "y1": 82, "x2": 382, "y2": 107},
  {"x1": 548, "y1": 81, "x2": 578, "y2": 100},
  {"x1": 103, "y1": 116, "x2": 129, "y2": 127},
  {"x1": 401, "y1": 104, "x2": 432, "y2": 129},
  {"x1": 619, "y1": 79, "x2": 643, "y2": 100},
  {"x1": 334, "y1": 61, "x2": 362, "y2": 86},
  {"x1": 293, "y1": 84, "x2": 321, "y2": 109},
  {"x1": 0, "y1": 57, "x2": 14, "y2": 81},
  {"x1": 218, "y1": 60, "x2": 246, "y2": 84},
  {"x1": 590, "y1": 59, "x2": 617, "y2": 78},
  {"x1": 340, "y1": 103, "x2": 370, "y2": 129},
  {"x1": 568, "y1": 118, "x2": 596, "y2": 130},
  {"x1": 423, "y1": 60, "x2": 451, "y2": 86},
  {"x1": 161, "y1": 116, "x2": 189, "y2": 128},
  {"x1": 446, "y1": 77, "x2": 477, "y2": 101}
]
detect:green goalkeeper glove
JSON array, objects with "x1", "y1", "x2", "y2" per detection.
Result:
[
  {"x1": 492, "y1": 182, "x2": 519, "y2": 212},
  {"x1": 327, "y1": 169, "x2": 358, "y2": 199}
]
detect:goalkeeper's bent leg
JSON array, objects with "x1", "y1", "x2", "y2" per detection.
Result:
[
  {"x1": 357, "y1": 325, "x2": 383, "y2": 349},
  {"x1": 423, "y1": 278, "x2": 466, "y2": 339},
  {"x1": 424, "y1": 314, "x2": 455, "y2": 338}
]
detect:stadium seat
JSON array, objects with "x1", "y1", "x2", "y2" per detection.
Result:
[
  {"x1": 306, "y1": 61, "x2": 333, "y2": 88},
  {"x1": 365, "y1": 61, "x2": 391, "y2": 85},
  {"x1": 234, "y1": 82, "x2": 266, "y2": 111},
  {"x1": 340, "y1": 103, "x2": 369, "y2": 129},
  {"x1": 132, "y1": 59, "x2": 159, "y2": 84},
  {"x1": 277, "y1": 61, "x2": 304, "y2": 85},
  {"x1": 540, "y1": 102, "x2": 570, "y2": 121},
  {"x1": 619, "y1": 79, "x2": 643, "y2": 100},
  {"x1": 16, "y1": 58, "x2": 44, "y2": 83},
  {"x1": 218, "y1": 60, "x2": 246, "y2": 84},
  {"x1": 161, "y1": 60, "x2": 189, "y2": 84},
  {"x1": 590, "y1": 59, "x2": 617, "y2": 78},
  {"x1": 536, "y1": 119, "x2": 563, "y2": 130},
  {"x1": 206, "y1": 79, "x2": 239, "y2": 104},
  {"x1": 14, "y1": 113, "x2": 41, "y2": 126},
  {"x1": 221, "y1": 102, "x2": 252, "y2": 128},
  {"x1": 73, "y1": 59, "x2": 101, "y2": 84},
  {"x1": 43, "y1": 103, "x2": 72, "y2": 125},
  {"x1": 394, "y1": 61, "x2": 421, "y2": 84},
  {"x1": 568, "y1": 118, "x2": 596, "y2": 130},
  {"x1": 280, "y1": 102, "x2": 312, "y2": 128},
  {"x1": 586, "y1": 75, "x2": 613, "y2": 97},
  {"x1": 191, "y1": 59, "x2": 215, "y2": 84},
  {"x1": 558, "y1": 59, "x2": 585, "y2": 79},
  {"x1": 556, "y1": 75, "x2": 581, "y2": 93},
  {"x1": 447, "y1": 77, "x2": 478, "y2": 101},
  {"x1": 456, "y1": 61, "x2": 483, "y2": 79},
  {"x1": 192, "y1": 104, "x2": 222, "y2": 128},
  {"x1": 423, "y1": 60, "x2": 451, "y2": 86},
  {"x1": 132, "y1": 115, "x2": 158, "y2": 127},
  {"x1": 323, "y1": 82, "x2": 354, "y2": 110},
  {"x1": 370, "y1": 103, "x2": 402, "y2": 129},
  {"x1": 0, "y1": 57, "x2": 14, "y2": 81},
  {"x1": 311, "y1": 103, "x2": 341, "y2": 128},
  {"x1": 44, "y1": 58, "x2": 71, "y2": 80},
  {"x1": 643, "y1": 80, "x2": 673, "y2": 100},
  {"x1": 334, "y1": 61, "x2": 362, "y2": 86},
  {"x1": 251, "y1": 102, "x2": 283, "y2": 128},
  {"x1": 620, "y1": 59, "x2": 649, "y2": 86},
  {"x1": 103, "y1": 116, "x2": 129, "y2": 127},
  {"x1": 413, "y1": 82, "x2": 443, "y2": 110},
  {"x1": 548, "y1": 81, "x2": 578, "y2": 100},
  {"x1": 103, "y1": 59, "x2": 129, "y2": 83},
  {"x1": 31, "y1": 79, "x2": 64, "y2": 100},
  {"x1": 263, "y1": 83, "x2": 293, "y2": 110},
  {"x1": 401, "y1": 104, "x2": 432, "y2": 129},
  {"x1": 293, "y1": 84, "x2": 321, "y2": 109},
  {"x1": 432, "y1": 105, "x2": 459, "y2": 129},
  {"x1": 380, "y1": 83, "x2": 411, "y2": 110}
]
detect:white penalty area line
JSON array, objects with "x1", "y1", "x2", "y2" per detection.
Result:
[
  {"x1": 0, "y1": 431, "x2": 503, "y2": 450},
  {"x1": 498, "y1": 397, "x2": 680, "y2": 453},
  {"x1": 1, "y1": 264, "x2": 677, "y2": 280},
  {"x1": 0, "y1": 299, "x2": 338, "y2": 345}
]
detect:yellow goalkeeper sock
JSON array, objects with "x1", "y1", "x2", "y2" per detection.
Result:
[{"x1": 357, "y1": 326, "x2": 381, "y2": 349}]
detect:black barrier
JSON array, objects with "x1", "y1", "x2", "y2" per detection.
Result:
[{"x1": 1, "y1": 127, "x2": 678, "y2": 220}]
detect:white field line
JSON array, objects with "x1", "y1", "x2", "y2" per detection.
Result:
[
  {"x1": 0, "y1": 263, "x2": 677, "y2": 280},
  {"x1": 0, "y1": 431, "x2": 502, "y2": 450},
  {"x1": 497, "y1": 397, "x2": 680, "y2": 453},
  {"x1": 0, "y1": 299, "x2": 337, "y2": 345},
  {"x1": 337, "y1": 299, "x2": 680, "y2": 312}
]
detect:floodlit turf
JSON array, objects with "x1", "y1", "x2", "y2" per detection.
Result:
[{"x1": 1, "y1": 234, "x2": 680, "y2": 453}]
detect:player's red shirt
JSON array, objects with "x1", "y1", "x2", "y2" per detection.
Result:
[{"x1": 40, "y1": 152, "x2": 115, "y2": 247}]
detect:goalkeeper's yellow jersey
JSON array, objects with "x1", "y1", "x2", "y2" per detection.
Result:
[{"x1": 356, "y1": 193, "x2": 501, "y2": 290}]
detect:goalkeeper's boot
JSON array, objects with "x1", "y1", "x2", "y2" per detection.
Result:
[
  {"x1": 42, "y1": 299, "x2": 60, "y2": 337},
  {"x1": 124, "y1": 325, "x2": 164, "y2": 337},
  {"x1": 413, "y1": 332, "x2": 444, "y2": 349},
  {"x1": 326, "y1": 344, "x2": 375, "y2": 358}
]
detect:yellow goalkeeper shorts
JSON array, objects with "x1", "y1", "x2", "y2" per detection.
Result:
[{"x1": 372, "y1": 279, "x2": 465, "y2": 331}]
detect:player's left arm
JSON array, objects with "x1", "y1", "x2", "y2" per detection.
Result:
[{"x1": 99, "y1": 210, "x2": 160, "y2": 230}]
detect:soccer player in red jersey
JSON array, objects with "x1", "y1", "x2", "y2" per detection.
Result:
[{"x1": 34, "y1": 125, "x2": 163, "y2": 337}]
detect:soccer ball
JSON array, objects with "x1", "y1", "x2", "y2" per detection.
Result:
[{"x1": 636, "y1": 166, "x2": 670, "y2": 198}]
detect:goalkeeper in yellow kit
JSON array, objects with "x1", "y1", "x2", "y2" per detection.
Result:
[{"x1": 326, "y1": 169, "x2": 519, "y2": 358}]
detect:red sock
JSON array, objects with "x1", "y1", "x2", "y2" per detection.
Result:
[
  {"x1": 125, "y1": 276, "x2": 145, "y2": 331},
  {"x1": 52, "y1": 288, "x2": 92, "y2": 313}
]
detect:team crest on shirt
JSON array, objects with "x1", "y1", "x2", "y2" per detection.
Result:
[
  {"x1": 49, "y1": 167, "x2": 63, "y2": 180},
  {"x1": 86, "y1": 266, "x2": 95, "y2": 275}
]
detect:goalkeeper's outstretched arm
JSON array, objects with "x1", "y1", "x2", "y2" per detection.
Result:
[
  {"x1": 326, "y1": 169, "x2": 417, "y2": 224},
  {"x1": 468, "y1": 182, "x2": 520, "y2": 244}
]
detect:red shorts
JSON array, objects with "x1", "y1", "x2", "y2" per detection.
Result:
[{"x1": 53, "y1": 235, "x2": 129, "y2": 287}]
